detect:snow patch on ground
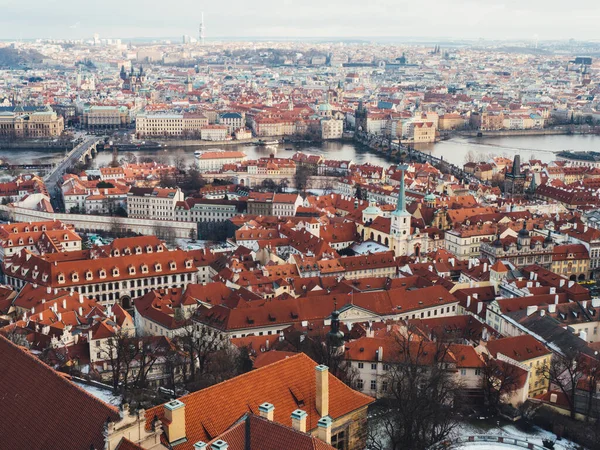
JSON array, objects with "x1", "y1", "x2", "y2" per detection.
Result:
[
  {"x1": 74, "y1": 382, "x2": 122, "y2": 407},
  {"x1": 456, "y1": 422, "x2": 578, "y2": 450}
]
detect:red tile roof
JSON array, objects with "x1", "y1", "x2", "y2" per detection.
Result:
[
  {"x1": 145, "y1": 353, "x2": 373, "y2": 449},
  {"x1": 206, "y1": 413, "x2": 335, "y2": 450},
  {"x1": 0, "y1": 335, "x2": 119, "y2": 449}
]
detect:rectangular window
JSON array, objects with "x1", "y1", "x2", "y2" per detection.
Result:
[
  {"x1": 460, "y1": 369, "x2": 467, "y2": 376},
  {"x1": 358, "y1": 362, "x2": 364, "y2": 369},
  {"x1": 371, "y1": 363, "x2": 377, "y2": 370},
  {"x1": 370, "y1": 380, "x2": 377, "y2": 390}
]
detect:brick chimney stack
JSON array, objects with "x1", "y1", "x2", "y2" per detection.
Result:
[{"x1": 315, "y1": 365, "x2": 329, "y2": 418}]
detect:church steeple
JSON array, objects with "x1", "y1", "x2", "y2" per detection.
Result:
[
  {"x1": 327, "y1": 303, "x2": 344, "y2": 353},
  {"x1": 394, "y1": 164, "x2": 409, "y2": 213}
]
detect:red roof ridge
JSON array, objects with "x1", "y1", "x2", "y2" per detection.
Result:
[{"x1": 1, "y1": 334, "x2": 119, "y2": 414}]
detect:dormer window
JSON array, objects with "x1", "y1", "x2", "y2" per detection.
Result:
[
  {"x1": 85, "y1": 271, "x2": 93, "y2": 280},
  {"x1": 156, "y1": 245, "x2": 163, "y2": 252},
  {"x1": 42, "y1": 273, "x2": 48, "y2": 282},
  {"x1": 113, "y1": 249, "x2": 120, "y2": 257},
  {"x1": 124, "y1": 248, "x2": 131, "y2": 255},
  {"x1": 169, "y1": 261, "x2": 176, "y2": 270},
  {"x1": 24, "y1": 227, "x2": 29, "y2": 232},
  {"x1": 58, "y1": 273, "x2": 65, "y2": 284},
  {"x1": 18, "y1": 238, "x2": 23, "y2": 245},
  {"x1": 112, "y1": 268, "x2": 120, "y2": 277},
  {"x1": 185, "y1": 259, "x2": 192, "y2": 269},
  {"x1": 99, "y1": 269, "x2": 106, "y2": 279},
  {"x1": 33, "y1": 227, "x2": 38, "y2": 232},
  {"x1": 146, "y1": 245, "x2": 153, "y2": 253},
  {"x1": 135, "y1": 246, "x2": 142, "y2": 254},
  {"x1": 28, "y1": 238, "x2": 33, "y2": 244},
  {"x1": 141, "y1": 264, "x2": 148, "y2": 274},
  {"x1": 8, "y1": 240, "x2": 12, "y2": 246},
  {"x1": 64, "y1": 234, "x2": 69, "y2": 241},
  {"x1": 155, "y1": 263, "x2": 162, "y2": 272},
  {"x1": 128, "y1": 266, "x2": 136, "y2": 275},
  {"x1": 72, "y1": 273, "x2": 79, "y2": 282},
  {"x1": 41, "y1": 226, "x2": 46, "y2": 231}
]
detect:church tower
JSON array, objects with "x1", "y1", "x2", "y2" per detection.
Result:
[{"x1": 390, "y1": 164, "x2": 412, "y2": 257}]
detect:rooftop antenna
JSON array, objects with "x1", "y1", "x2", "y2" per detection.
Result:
[{"x1": 199, "y1": 12, "x2": 205, "y2": 45}]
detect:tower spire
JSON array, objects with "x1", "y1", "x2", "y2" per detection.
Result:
[
  {"x1": 199, "y1": 12, "x2": 205, "y2": 45},
  {"x1": 395, "y1": 164, "x2": 409, "y2": 212}
]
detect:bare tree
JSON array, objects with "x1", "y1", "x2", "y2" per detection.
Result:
[
  {"x1": 540, "y1": 350, "x2": 585, "y2": 419},
  {"x1": 368, "y1": 329, "x2": 463, "y2": 450},
  {"x1": 294, "y1": 166, "x2": 311, "y2": 192},
  {"x1": 100, "y1": 329, "x2": 141, "y2": 391},
  {"x1": 153, "y1": 223, "x2": 177, "y2": 246},
  {"x1": 481, "y1": 355, "x2": 523, "y2": 414},
  {"x1": 464, "y1": 150, "x2": 477, "y2": 164}
]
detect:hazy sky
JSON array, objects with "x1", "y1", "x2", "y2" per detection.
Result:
[{"x1": 0, "y1": 0, "x2": 597, "y2": 40}]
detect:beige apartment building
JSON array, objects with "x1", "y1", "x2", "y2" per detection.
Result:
[
  {"x1": 136, "y1": 114, "x2": 183, "y2": 137},
  {"x1": 127, "y1": 186, "x2": 185, "y2": 220},
  {"x1": 82, "y1": 106, "x2": 130, "y2": 129},
  {"x1": 0, "y1": 108, "x2": 64, "y2": 138},
  {"x1": 136, "y1": 112, "x2": 210, "y2": 137},
  {"x1": 321, "y1": 118, "x2": 344, "y2": 139}
]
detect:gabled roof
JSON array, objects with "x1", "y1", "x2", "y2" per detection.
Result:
[
  {"x1": 145, "y1": 353, "x2": 373, "y2": 448},
  {"x1": 0, "y1": 335, "x2": 119, "y2": 449},
  {"x1": 207, "y1": 413, "x2": 335, "y2": 450}
]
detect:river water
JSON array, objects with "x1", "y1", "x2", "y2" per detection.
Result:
[{"x1": 1, "y1": 134, "x2": 598, "y2": 171}]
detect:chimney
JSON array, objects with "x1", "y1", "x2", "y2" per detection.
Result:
[
  {"x1": 377, "y1": 346, "x2": 383, "y2": 362},
  {"x1": 291, "y1": 409, "x2": 308, "y2": 432},
  {"x1": 315, "y1": 365, "x2": 329, "y2": 418},
  {"x1": 548, "y1": 304, "x2": 556, "y2": 313},
  {"x1": 79, "y1": 294, "x2": 84, "y2": 304},
  {"x1": 258, "y1": 402, "x2": 274, "y2": 421},
  {"x1": 46, "y1": 286, "x2": 51, "y2": 294},
  {"x1": 467, "y1": 296, "x2": 471, "y2": 308},
  {"x1": 317, "y1": 416, "x2": 332, "y2": 444},
  {"x1": 526, "y1": 305, "x2": 538, "y2": 316},
  {"x1": 193, "y1": 443, "x2": 207, "y2": 450},
  {"x1": 211, "y1": 441, "x2": 228, "y2": 450},
  {"x1": 164, "y1": 400, "x2": 186, "y2": 444},
  {"x1": 540, "y1": 310, "x2": 545, "y2": 317},
  {"x1": 473, "y1": 293, "x2": 478, "y2": 300},
  {"x1": 550, "y1": 393, "x2": 558, "y2": 403},
  {"x1": 560, "y1": 279, "x2": 565, "y2": 287},
  {"x1": 568, "y1": 281, "x2": 575, "y2": 288},
  {"x1": 62, "y1": 299, "x2": 67, "y2": 309},
  {"x1": 477, "y1": 302, "x2": 483, "y2": 315}
]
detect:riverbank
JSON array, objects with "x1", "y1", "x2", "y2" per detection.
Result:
[
  {"x1": 0, "y1": 140, "x2": 73, "y2": 150},
  {"x1": 457, "y1": 127, "x2": 595, "y2": 139},
  {"x1": 155, "y1": 138, "x2": 255, "y2": 148}
]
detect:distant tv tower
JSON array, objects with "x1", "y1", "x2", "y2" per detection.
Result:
[{"x1": 199, "y1": 12, "x2": 205, "y2": 45}]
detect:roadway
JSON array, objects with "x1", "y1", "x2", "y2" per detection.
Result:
[{"x1": 44, "y1": 136, "x2": 104, "y2": 209}]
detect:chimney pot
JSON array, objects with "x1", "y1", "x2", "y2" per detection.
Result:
[
  {"x1": 317, "y1": 416, "x2": 333, "y2": 444},
  {"x1": 291, "y1": 409, "x2": 308, "y2": 432},
  {"x1": 193, "y1": 443, "x2": 207, "y2": 450},
  {"x1": 258, "y1": 402, "x2": 274, "y2": 421},
  {"x1": 211, "y1": 440, "x2": 228, "y2": 450}
]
